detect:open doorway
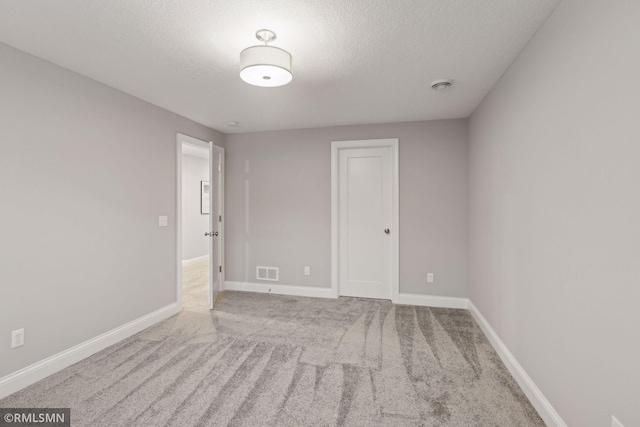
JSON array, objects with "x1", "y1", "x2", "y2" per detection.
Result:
[{"x1": 176, "y1": 133, "x2": 224, "y2": 312}]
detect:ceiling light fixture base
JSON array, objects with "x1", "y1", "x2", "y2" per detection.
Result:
[{"x1": 256, "y1": 29, "x2": 277, "y2": 44}]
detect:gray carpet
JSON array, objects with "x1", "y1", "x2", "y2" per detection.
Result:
[{"x1": 1, "y1": 265, "x2": 544, "y2": 426}]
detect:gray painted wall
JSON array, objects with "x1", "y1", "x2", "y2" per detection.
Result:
[
  {"x1": 225, "y1": 120, "x2": 468, "y2": 297},
  {"x1": 468, "y1": 0, "x2": 640, "y2": 425},
  {"x1": 181, "y1": 154, "x2": 210, "y2": 261},
  {"x1": 0, "y1": 42, "x2": 223, "y2": 377}
]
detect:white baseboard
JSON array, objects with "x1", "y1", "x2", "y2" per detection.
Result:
[
  {"x1": 182, "y1": 255, "x2": 208, "y2": 266},
  {"x1": 0, "y1": 303, "x2": 180, "y2": 400},
  {"x1": 224, "y1": 281, "x2": 335, "y2": 299},
  {"x1": 396, "y1": 293, "x2": 469, "y2": 309},
  {"x1": 468, "y1": 301, "x2": 567, "y2": 427},
  {"x1": 223, "y1": 284, "x2": 469, "y2": 310}
]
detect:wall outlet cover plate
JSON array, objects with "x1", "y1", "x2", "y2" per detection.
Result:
[{"x1": 11, "y1": 328, "x2": 24, "y2": 348}]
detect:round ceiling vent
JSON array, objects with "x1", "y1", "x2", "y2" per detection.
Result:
[{"x1": 431, "y1": 79, "x2": 453, "y2": 91}]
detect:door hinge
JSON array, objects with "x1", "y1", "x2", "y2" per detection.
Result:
[
  {"x1": 219, "y1": 215, "x2": 222, "y2": 222},
  {"x1": 219, "y1": 266, "x2": 222, "y2": 273}
]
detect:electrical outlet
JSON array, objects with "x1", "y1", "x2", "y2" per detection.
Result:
[
  {"x1": 612, "y1": 416, "x2": 624, "y2": 427},
  {"x1": 11, "y1": 328, "x2": 24, "y2": 349},
  {"x1": 158, "y1": 216, "x2": 168, "y2": 227},
  {"x1": 304, "y1": 266, "x2": 310, "y2": 276},
  {"x1": 427, "y1": 273, "x2": 434, "y2": 283}
]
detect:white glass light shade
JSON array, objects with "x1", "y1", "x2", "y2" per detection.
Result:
[{"x1": 239, "y1": 45, "x2": 292, "y2": 87}]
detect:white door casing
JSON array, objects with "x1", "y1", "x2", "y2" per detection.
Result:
[
  {"x1": 331, "y1": 139, "x2": 399, "y2": 301},
  {"x1": 209, "y1": 145, "x2": 225, "y2": 308},
  {"x1": 176, "y1": 133, "x2": 224, "y2": 311},
  {"x1": 208, "y1": 142, "x2": 217, "y2": 309}
]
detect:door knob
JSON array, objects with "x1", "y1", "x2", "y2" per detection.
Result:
[
  {"x1": 205, "y1": 231, "x2": 219, "y2": 237},
  {"x1": 384, "y1": 229, "x2": 390, "y2": 234}
]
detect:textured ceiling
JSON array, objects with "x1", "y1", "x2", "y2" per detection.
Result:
[{"x1": 0, "y1": 0, "x2": 559, "y2": 133}]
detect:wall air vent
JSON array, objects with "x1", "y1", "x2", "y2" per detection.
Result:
[{"x1": 256, "y1": 266, "x2": 279, "y2": 282}]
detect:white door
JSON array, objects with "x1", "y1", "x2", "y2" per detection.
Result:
[
  {"x1": 208, "y1": 145, "x2": 225, "y2": 309},
  {"x1": 337, "y1": 144, "x2": 394, "y2": 299}
]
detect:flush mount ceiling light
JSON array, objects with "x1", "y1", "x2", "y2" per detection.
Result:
[
  {"x1": 240, "y1": 29, "x2": 292, "y2": 87},
  {"x1": 431, "y1": 79, "x2": 453, "y2": 91}
]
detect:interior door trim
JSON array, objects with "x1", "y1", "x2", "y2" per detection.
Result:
[
  {"x1": 175, "y1": 133, "x2": 224, "y2": 311},
  {"x1": 212, "y1": 144, "x2": 225, "y2": 306},
  {"x1": 331, "y1": 138, "x2": 399, "y2": 302}
]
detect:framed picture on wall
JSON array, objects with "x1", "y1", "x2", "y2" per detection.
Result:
[{"x1": 201, "y1": 181, "x2": 210, "y2": 214}]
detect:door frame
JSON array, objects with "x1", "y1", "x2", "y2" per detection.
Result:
[
  {"x1": 331, "y1": 138, "x2": 400, "y2": 302},
  {"x1": 175, "y1": 133, "x2": 224, "y2": 310},
  {"x1": 211, "y1": 144, "x2": 225, "y2": 304}
]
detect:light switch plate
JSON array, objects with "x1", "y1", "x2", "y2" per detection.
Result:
[{"x1": 159, "y1": 216, "x2": 168, "y2": 227}]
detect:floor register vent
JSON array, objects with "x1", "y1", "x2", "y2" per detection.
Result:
[{"x1": 256, "y1": 266, "x2": 279, "y2": 282}]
